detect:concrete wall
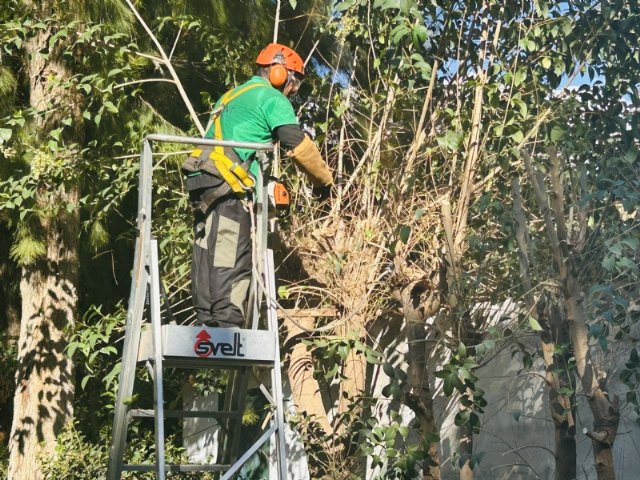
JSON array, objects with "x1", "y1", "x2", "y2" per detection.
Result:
[{"x1": 368, "y1": 310, "x2": 640, "y2": 480}]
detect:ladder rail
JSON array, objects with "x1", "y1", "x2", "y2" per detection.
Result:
[
  {"x1": 266, "y1": 249, "x2": 288, "y2": 480},
  {"x1": 106, "y1": 235, "x2": 148, "y2": 480},
  {"x1": 149, "y1": 239, "x2": 166, "y2": 479},
  {"x1": 220, "y1": 424, "x2": 278, "y2": 480},
  {"x1": 250, "y1": 150, "x2": 270, "y2": 330},
  {"x1": 106, "y1": 139, "x2": 154, "y2": 480},
  {"x1": 107, "y1": 135, "x2": 290, "y2": 479}
]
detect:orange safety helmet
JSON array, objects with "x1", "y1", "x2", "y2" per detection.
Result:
[{"x1": 256, "y1": 43, "x2": 304, "y2": 88}]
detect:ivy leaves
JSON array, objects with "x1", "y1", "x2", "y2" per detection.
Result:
[{"x1": 434, "y1": 343, "x2": 486, "y2": 434}]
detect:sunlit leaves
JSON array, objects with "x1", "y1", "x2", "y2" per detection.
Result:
[
  {"x1": 528, "y1": 316, "x2": 543, "y2": 332},
  {"x1": 9, "y1": 230, "x2": 46, "y2": 265},
  {"x1": 409, "y1": 53, "x2": 432, "y2": 79},
  {"x1": 434, "y1": 344, "x2": 485, "y2": 427},
  {"x1": 549, "y1": 125, "x2": 565, "y2": 141},
  {"x1": 436, "y1": 130, "x2": 464, "y2": 152},
  {"x1": 0, "y1": 128, "x2": 11, "y2": 144}
]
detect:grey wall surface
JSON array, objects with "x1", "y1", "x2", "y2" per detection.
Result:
[{"x1": 368, "y1": 310, "x2": 640, "y2": 480}]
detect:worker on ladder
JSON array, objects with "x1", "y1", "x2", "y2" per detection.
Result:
[{"x1": 183, "y1": 43, "x2": 333, "y2": 329}]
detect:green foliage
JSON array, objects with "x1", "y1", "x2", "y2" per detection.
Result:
[
  {"x1": 66, "y1": 305, "x2": 122, "y2": 393},
  {"x1": 40, "y1": 423, "x2": 110, "y2": 480},
  {"x1": 8, "y1": 223, "x2": 46, "y2": 265},
  {"x1": 452, "y1": 450, "x2": 486, "y2": 472},
  {"x1": 303, "y1": 332, "x2": 382, "y2": 383},
  {"x1": 0, "y1": 443, "x2": 7, "y2": 480},
  {"x1": 620, "y1": 348, "x2": 640, "y2": 422},
  {"x1": 359, "y1": 410, "x2": 432, "y2": 480},
  {"x1": 188, "y1": 368, "x2": 228, "y2": 397},
  {"x1": 434, "y1": 343, "x2": 486, "y2": 435},
  {"x1": 0, "y1": 329, "x2": 18, "y2": 406},
  {"x1": 295, "y1": 393, "x2": 373, "y2": 479},
  {"x1": 380, "y1": 361, "x2": 407, "y2": 400},
  {"x1": 0, "y1": 65, "x2": 17, "y2": 114},
  {"x1": 40, "y1": 423, "x2": 214, "y2": 480}
]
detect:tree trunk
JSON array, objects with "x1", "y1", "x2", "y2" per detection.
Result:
[
  {"x1": 334, "y1": 220, "x2": 383, "y2": 426},
  {"x1": 547, "y1": 151, "x2": 619, "y2": 480},
  {"x1": 455, "y1": 336, "x2": 474, "y2": 480},
  {"x1": 457, "y1": 425, "x2": 474, "y2": 480},
  {"x1": 565, "y1": 289, "x2": 619, "y2": 480},
  {"x1": 441, "y1": 198, "x2": 475, "y2": 480},
  {"x1": 400, "y1": 279, "x2": 441, "y2": 480},
  {"x1": 523, "y1": 149, "x2": 620, "y2": 480},
  {"x1": 539, "y1": 298, "x2": 577, "y2": 480},
  {"x1": 284, "y1": 314, "x2": 333, "y2": 435},
  {"x1": 0, "y1": 225, "x2": 20, "y2": 447},
  {"x1": 406, "y1": 322, "x2": 441, "y2": 480},
  {"x1": 9, "y1": 189, "x2": 79, "y2": 479},
  {"x1": 512, "y1": 176, "x2": 577, "y2": 478},
  {"x1": 337, "y1": 321, "x2": 367, "y2": 422},
  {"x1": 8, "y1": 11, "x2": 81, "y2": 478}
]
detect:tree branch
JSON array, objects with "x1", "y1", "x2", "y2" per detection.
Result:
[
  {"x1": 548, "y1": 147, "x2": 571, "y2": 265},
  {"x1": 333, "y1": 46, "x2": 359, "y2": 214},
  {"x1": 584, "y1": 428, "x2": 608, "y2": 443},
  {"x1": 522, "y1": 150, "x2": 563, "y2": 270},
  {"x1": 124, "y1": 0, "x2": 205, "y2": 135},
  {"x1": 453, "y1": 8, "x2": 493, "y2": 250},
  {"x1": 503, "y1": 444, "x2": 556, "y2": 458},
  {"x1": 114, "y1": 78, "x2": 176, "y2": 89},
  {"x1": 400, "y1": 58, "x2": 439, "y2": 195},
  {"x1": 273, "y1": 0, "x2": 281, "y2": 43},
  {"x1": 511, "y1": 177, "x2": 534, "y2": 307},
  {"x1": 169, "y1": 27, "x2": 182, "y2": 61}
]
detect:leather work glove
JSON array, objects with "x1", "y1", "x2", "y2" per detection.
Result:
[{"x1": 287, "y1": 135, "x2": 332, "y2": 187}]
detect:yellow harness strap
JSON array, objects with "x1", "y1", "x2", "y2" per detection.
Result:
[{"x1": 209, "y1": 83, "x2": 269, "y2": 193}]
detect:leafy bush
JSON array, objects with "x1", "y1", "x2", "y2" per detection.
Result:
[
  {"x1": 41, "y1": 423, "x2": 109, "y2": 480},
  {"x1": 41, "y1": 423, "x2": 220, "y2": 480}
]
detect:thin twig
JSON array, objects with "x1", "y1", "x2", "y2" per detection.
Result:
[
  {"x1": 304, "y1": 40, "x2": 319, "y2": 68},
  {"x1": 400, "y1": 58, "x2": 439, "y2": 197},
  {"x1": 132, "y1": 51, "x2": 163, "y2": 63},
  {"x1": 333, "y1": 46, "x2": 359, "y2": 214},
  {"x1": 273, "y1": 0, "x2": 281, "y2": 43},
  {"x1": 503, "y1": 444, "x2": 555, "y2": 458},
  {"x1": 511, "y1": 177, "x2": 534, "y2": 307},
  {"x1": 169, "y1": 27, "x2": 182, "y2": 60},
  {"x1": 114, "y1": 78, "x2": 176, "y2": 89},
  {"x1": 124, "y1": 0, "x2": 205, "y2": 135}
]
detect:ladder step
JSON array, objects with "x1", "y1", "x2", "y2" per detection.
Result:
[
  {"x1": 129, "y1": 408, "x2": 242, "y2": 419},
  {"x1": 123, "y1": 463, "x2": 230, "y2": 472},
  {"x1": 138, "y1": 325, "x2": 278, "y2": 368},
  {"x1": 159, "y1": 357, "x2": 275, "y2": 369}
]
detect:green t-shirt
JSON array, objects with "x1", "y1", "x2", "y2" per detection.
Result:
[{"x1": 205, "y1": 76, "x2": 298, "y2": 177}]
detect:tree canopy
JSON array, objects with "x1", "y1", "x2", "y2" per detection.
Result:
[{"x1": 1, "y1": 1, "x2": 638, "y2": 479}]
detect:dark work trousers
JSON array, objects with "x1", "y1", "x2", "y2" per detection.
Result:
[{"x1": 192, "y1": 195, "x2": 252, "y2": 328}]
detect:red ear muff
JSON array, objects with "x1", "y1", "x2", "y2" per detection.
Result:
[{"x1": 269, "y1": 64, "x2": 288, "y2": 88}]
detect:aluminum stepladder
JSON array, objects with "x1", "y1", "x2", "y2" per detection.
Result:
[{"x1": 106, "y1": 134, "x2": 288, "y2": 479}]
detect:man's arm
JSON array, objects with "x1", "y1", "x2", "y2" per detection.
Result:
[{"x1": 275, "y1": 124, "x2": 332, "y2": 187}]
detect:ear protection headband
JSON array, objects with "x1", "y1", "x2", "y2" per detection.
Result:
[{"x1": 269, "y1": 52, "x2": 289, "y2": 88}]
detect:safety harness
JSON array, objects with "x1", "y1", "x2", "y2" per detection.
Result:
[{"x1": 182, "y1": 82, "x2": 269, "y2": 212}]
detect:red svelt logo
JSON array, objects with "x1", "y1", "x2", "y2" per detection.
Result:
[
  {"x1": 194, "y1": 329, "x2": 213, "y2": 357},
  {"x1": 193, "y1": 329, "x2": 245, "y2": 358}
]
